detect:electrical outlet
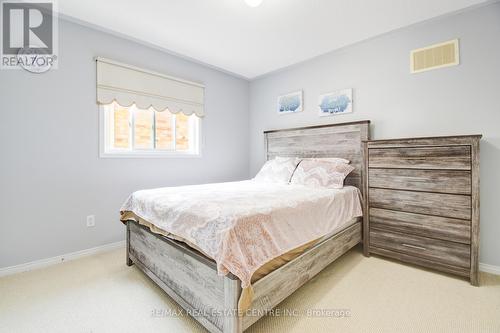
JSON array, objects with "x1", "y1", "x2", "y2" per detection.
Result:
[{"x1": 86, "y1": 215, "x2": 95, "y2": 227}]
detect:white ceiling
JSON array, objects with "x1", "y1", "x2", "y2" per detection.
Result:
[{"x1": 58, "y1": 0, "x2": 488, "y2": 79}]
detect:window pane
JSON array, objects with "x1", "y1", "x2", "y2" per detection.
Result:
[
  {"x1": 134, "y1": 108, "x2": 153, "y2": 149},
  {"x1": 113, "y1": 105, "x2": 130, "y2": 149},
  {"x1": 155, "y1": 111, "x2": 174, "y2": 150},
  {"x1": 175, "y1": 113, "x2": 190, "y2": 151}
]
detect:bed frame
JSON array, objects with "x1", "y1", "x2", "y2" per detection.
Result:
[{"x1": 126, "y1": 120, "x2": 370, "y2": 333}]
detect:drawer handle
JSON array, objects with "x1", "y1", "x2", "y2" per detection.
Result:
[{"x1": 401, "y1": 243, "x2": 426, "y2": 251}]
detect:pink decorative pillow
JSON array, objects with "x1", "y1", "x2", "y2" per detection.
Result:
[
  {"x1": 290, "y1": 160, "x2": 355, "y2": 189},
  {"x1": 254, "y1": 157, "x2": 301, "y2": 184}
]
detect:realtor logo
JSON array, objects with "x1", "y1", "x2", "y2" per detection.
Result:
[{"x1": 1, "y1": 0, "x2": 58, "y2": 72}]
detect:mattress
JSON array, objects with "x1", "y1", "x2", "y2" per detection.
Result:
[{"x1": 120, "y1": 180, "x2": 363, "y2": 309}]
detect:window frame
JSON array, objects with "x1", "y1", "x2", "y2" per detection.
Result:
[{"x1": 99, "y1": 104, "x2": 202, "y2": 159}]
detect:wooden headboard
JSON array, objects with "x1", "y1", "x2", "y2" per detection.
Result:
[{"x1": 264, "y1": 120, "x2": 370, "y2": 196}]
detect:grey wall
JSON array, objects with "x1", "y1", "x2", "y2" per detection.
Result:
[
  {"x1": 249, "y1": 3, "x2": 500, "y2": 266},
  {"x1": 0, "y1": 20, "x2": 249, "y2": 267}
]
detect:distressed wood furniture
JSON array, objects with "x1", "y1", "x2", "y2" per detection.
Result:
[
  {"x1": 363, "y1": 135, "x2": 481, "y2": 285},
  {"x1": 126, "y1": 120, "x2": 370, "y2": 333}
]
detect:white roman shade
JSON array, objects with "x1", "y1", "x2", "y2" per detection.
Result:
[{"x1": 96, "y1": 57, "x2": 205, "y2": 117}]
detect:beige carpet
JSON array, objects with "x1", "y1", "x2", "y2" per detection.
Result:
[{"x1": 1, "y1": 246, "x2": 499, "y2": 333}]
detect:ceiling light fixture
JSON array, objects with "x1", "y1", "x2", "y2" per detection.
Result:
[{"x1": 245, "y1": 0, "x2": 263, "y2": 7}]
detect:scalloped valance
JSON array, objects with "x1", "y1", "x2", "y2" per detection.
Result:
[{"x1": 96, "y1": 57, "x2": 205, "y2": 117}]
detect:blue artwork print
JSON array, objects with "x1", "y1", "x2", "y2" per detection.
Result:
[
  {"x1": 277, "y1": 91, "x2": 303, "y2": 114},
  {"x1": 318, "y1": 89, "x2": 353, "y2": 116}
]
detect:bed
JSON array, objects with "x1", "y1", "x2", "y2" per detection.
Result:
[{"x1": 122, "y1": 120, "x2": 370, "y2": 333}]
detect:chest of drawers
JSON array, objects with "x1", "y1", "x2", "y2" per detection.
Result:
[{"x1": 363, "y1": 135, "x2": 481, "y2": 285}]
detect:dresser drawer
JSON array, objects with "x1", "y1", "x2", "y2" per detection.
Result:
[
  {"x1": 369, "y1": 188, "x2": 471, "y2": 220},
  {"x1": 368, "y1": 168, "x2": 471, "y2": 195},
  {"x1": 369, "y1": 247, "x2": 470, "y2": 278},
  {"x1": 370, "y1": 208, "x2": 470, "y2": 244},
  {"x1": 370, "y1": 228, "x2": 470, "y2": 268},
  {"x1": 368, "y1": 146, "x2": 471, "y2": 170}
]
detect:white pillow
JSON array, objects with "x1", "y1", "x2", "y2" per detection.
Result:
[
  {"x1": 302, "y1": 157, "x2": 350, "y2": 164},
  {"x1": 290, "y1": 159, "x2": 355, "y2": 189},
  {"x1": 254, "y1": 157, "x2": 301, "y2": 184}
]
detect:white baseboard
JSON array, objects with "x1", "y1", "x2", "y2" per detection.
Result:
[
  {"x1": 0, "y1": 240, "x2": 126, "y2": 278},
  {"x1": 479, "y1": 263, "x2": 500, "y2": 276}
]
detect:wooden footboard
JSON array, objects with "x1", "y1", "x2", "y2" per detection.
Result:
[{"x1": 126, "y1": 219, "x2": 361, "y2": 333}]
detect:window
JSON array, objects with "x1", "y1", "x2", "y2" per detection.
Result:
[
  {"x1": 96, "y1": 58, "x2": 204, "y2": 157},
  {"x1": 101, "y1": 102, "x2": 200, "y2": 157}
]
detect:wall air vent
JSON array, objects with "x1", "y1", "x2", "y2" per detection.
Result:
[{"x1": 410, "y1": 39, "x2": 459, "y2": 74}]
